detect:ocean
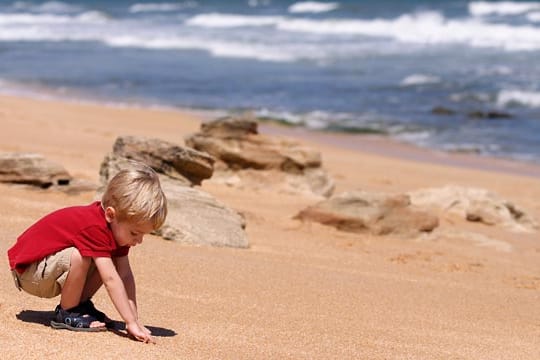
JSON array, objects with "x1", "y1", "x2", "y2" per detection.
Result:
[{"x1": 0, "y1": 0, "x2": 539, "y2": 163}]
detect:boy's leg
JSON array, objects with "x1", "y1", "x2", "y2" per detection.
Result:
[
  {"x1": 81, "y1": 266, "x2": 103, "y2": 302},
  {"x1": 60, "y1": 248, "x2": 104, "y2": 328}
]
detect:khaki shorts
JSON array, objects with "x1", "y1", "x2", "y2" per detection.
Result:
[{"x1": 13, "y1": 247, "x2": 96, "y2": 298}]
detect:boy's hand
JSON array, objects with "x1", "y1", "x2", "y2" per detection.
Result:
[{"x1": 127, "y1": 322, "x2": 155, "y2": 344}]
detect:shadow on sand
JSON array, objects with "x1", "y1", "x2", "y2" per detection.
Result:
[{"x1": 16, "y1": 310, "x2": 177, "y2": 337}]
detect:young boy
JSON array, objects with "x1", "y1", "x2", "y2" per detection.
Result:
[{"x1": 7, "y1": 161, "x2": 167, "y2": 343}]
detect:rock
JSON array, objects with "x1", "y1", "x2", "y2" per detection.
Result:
[
  {"x1": 111, "y1": 136, "x2": 214, "y2": 186},
  {"x1": 99, "y1": 149, "x2": 248, "y2": 248},
  {"x1": 185, "y1": 115, "x2": 334, "y2": 197},
  {"x1": 0, "y1": 153, "x2": 71, "y2": 188},
  {"x1": 467, "y1": 111, "x2": 512, "y2": 119},
  {"x1": 432, "y1": 106, "x2": 456, "y2": 116},
  {"x1": 294, "y1": 191, "x2": 439, "y2": 236},
  {"x1": 408, "y1": 186, "x2": 538, "y2": 233},
  {"x1": 154, "y1": 177, "x2": 248, "y2": 248}
]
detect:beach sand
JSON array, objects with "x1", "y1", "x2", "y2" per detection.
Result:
[{"x1": 0, "y1": 95, "x2": 539, "y2": 359}]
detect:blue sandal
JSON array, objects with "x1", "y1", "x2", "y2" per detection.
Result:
[
  {"x1": 50, "y1": 304, "x2": 107, "y2": 332},
  {"x1": 79, "y1": 299, "x2": 115, "y2": 328}
]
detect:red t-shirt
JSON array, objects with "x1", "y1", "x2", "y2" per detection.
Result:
[{"x1": 8, "y1": 201, "x2": 129, "y2": 273}]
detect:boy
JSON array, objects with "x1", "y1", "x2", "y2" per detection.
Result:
[{"x1": 7, "y1": 161, "x2": 167, "y2": 343}]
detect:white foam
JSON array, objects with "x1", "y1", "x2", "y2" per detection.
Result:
[
  {"x1": 0, "y1": 11, "x2": 108, "y2": 25},
  {"x1": 288, "y1": 2, "x2": 340, "y2": 14},
  {"x1": 497, "y1": 90, "x2": 540, "y2": 107},
  {"x1": 104, "y1": 35, "x2": 296, "y2": 62},
  {"x1": 469, "y1": 1, "x2": 540, "y2": 16},
  {"x1": 186, "y1": 13, "x2": 284, "y2": 27},
  {"x1": 274, "y1": 11, "x2": 540, "y2": 51},
  {"x1": 527, "y1": 11, "x2": 540, "y2": 21},
  {"x1": 129, "y1": 2, "x2": 197, "y2": 13},
  {"x1": 400, "y1": 74, "x2": 440, "y2": 86}
]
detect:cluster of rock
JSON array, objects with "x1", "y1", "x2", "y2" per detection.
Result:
[
  {"x1": 2, "y1": 115, "x2": 537, "y2": 246},
  {"x1": 99, "y1": 136, "x2": 248, "y2": 248},
  {"x1": 185, "y1": 115, "x2": 335, "y2": 198}
]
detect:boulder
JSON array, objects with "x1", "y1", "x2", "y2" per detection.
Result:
[
  {"x1": 0, "y1": 153, "x2": 71, "y2": 188},
  {"x1": 294, "y1": 191, "x2": 439, "y2": 236},
  {"x1": 99, "y1": 138, "x2": 248, "y2": 248},
  {"x1": 154, "y1": 177, "x2": 248, "y2": 248},
  {"x1": 408, "y1": 186, "x2": 538, "y2": 233},
  {"x1": 185, "y1": 115, "x2": 334, "y2": 197},
  {"x1": 111, "y1": 136, "x2": 215, "y2": 186}
]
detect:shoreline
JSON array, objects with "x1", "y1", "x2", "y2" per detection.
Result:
[{"x1": 1, "y1": 92, "x2": 539, "y2": 180}]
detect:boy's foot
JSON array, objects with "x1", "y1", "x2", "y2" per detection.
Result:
[
  {"x1": 50, "y1": 304, "x2": 107, "y2": 332},
  {"x1": 79, "y1": 299, "x2": 115, "y2": 329}
]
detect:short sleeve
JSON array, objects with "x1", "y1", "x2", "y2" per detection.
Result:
[{"x1": 76, "y1": 225, "x2": 115, "y2": 258}]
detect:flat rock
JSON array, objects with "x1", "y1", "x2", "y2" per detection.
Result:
[
  {"x1": 295, "y1": 190, "x2": 439, "y2": 236},
  {"x1": 185, "y1": 115, "x2": 334, "y2": 197},
  {"x1": 408, "y1": 186, "x2": 538, "y2": 233},
  {"x1": 0, "y1": 153, "x2": 71, "y2": 188}
]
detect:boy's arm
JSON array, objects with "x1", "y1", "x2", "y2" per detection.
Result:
[
  {"x1": 94, "y1": 257, "x2": 154, "y2": 343},
  {"x1": 113, "y1": 256, "x2": 139, "y2": 319}
]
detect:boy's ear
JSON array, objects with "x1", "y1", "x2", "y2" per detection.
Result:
[{"x1": 104, "y1": 206, "x2": 116, "y2": 223}]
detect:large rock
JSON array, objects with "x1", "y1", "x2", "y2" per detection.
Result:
[
  {"x1": 408, "y1": 186, "x2": 538, "y2": 233},
  {"x1": 0, "y1": 153, "x2": 71, "y2": 188},
  {"x1": 185, "y1": 115, "x2": 334, "y2": 197},
  {"x1": 154, "y1": 177, "x2": 248, "y2": 248},
  {"x1": 294, "y1": 191, "x2": 439, "y2": 236},
  {"x1": 111, "y1": 136, "x2": 215, "y2": 186},
  {"x1": 99, "y1": 139, "x2": 248, "y2": 248}
]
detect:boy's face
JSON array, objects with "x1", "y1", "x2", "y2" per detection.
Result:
[{"x1": 104, "y1": 207, "x2": 154, "y2": 247}]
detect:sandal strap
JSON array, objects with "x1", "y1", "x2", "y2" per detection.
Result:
[{"x1": 54, "y1": 305, "x2": 99, "y2": 328}]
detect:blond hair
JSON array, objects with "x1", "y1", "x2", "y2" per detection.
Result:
[{"x1": 101, "y1": 161, "x2": 167, "y2": 229}]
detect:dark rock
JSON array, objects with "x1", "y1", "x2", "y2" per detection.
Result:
[{"x1": 432, "y1": 106, "x2": 456, "y2": 116}]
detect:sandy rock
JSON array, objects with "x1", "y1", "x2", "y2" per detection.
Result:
[
  {"x1": 0, "y1": 152, "x2": 71, "y2": 188},
  {"x1": 99, "y1": 149, "x2": 248, "y2": 248},
  {"x1": 112, "y1": 135, "x2": 214, "y2": 186},
  {"x1": 408, "y1": 186, "x2": 538, "y2": 233},
  {"x1": 185, "y1": 115, "x2": 334, "y2": 197},
  {"x1": 295, "y1": 190, "x2": 439, "y2": 236},
  {"x1": 154, "y1": 177, "x2": 248, "y2": 248}
]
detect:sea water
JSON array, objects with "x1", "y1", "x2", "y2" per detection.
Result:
[{"x1": 0, "y1": 0, "x2": 539, "y2": 162}]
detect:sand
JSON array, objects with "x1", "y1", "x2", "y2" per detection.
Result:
[{"x1": 0, "y1": 95, "x2": 539, "y2": 359}]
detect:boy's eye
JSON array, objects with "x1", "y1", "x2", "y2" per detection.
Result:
[{"x1": 130, "y1": 231, "x2": 139, "y2": 236}]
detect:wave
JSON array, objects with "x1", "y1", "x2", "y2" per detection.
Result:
[
  {"x1": 497, "y1": 90, "x2": 540, "y2": 107},
  {"x1": 104, "y1": 36, "x2": 296, "y2": 62},
  {"x1": 11, "y1": 1, "x2": 83, "y2": 14},
  {"x1": 469, "y1": 1, "x2": 540, "y2": 16},
  {"x1": 0, "y1": 11, "x2": 108, "y2": 25},
  {"x1": 527, "y1": 12, "x2": 540, "y2": 21},
  {"x1": 186, "y1": 13, "x2": 284, "y2": 27},
  {"x1": 400, "y1": 74, "x2": 440, "y2": 86},
  {"x1": 186, "y1": 11, "x2": 540, "y2": 51},
  {"x1": 128, "y1": 2, "x2": 198, "y2": 13},
  {"x1": 288, "y1": 2, "x2": 340, "y2": 14}
]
